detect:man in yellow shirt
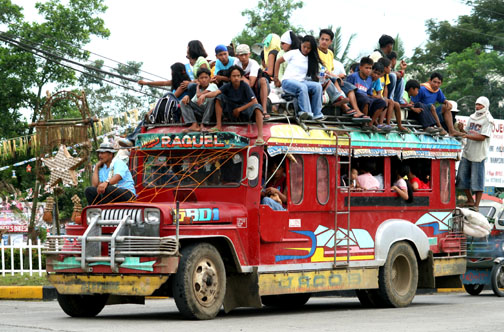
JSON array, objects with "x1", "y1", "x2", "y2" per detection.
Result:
[{"x1": 318, "y1": 29, "x2": 369, "y2": 121}]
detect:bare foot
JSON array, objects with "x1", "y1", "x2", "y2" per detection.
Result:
[
  {"x1": 182, "y1": 124, "x2": 200, "y2": 133},
  {"x1": 449, "y1": 131, "x2": 465, "y2": 137}
]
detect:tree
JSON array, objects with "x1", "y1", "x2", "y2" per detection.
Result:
[
  {"x1": 1, "y1": 0, "x2": 110, "y2": 134},
  {"x1": 442, "y1": 43, "x2": 504, "y2": 117},
  {"x1": 409, "y1": 0, "x2": 504, "y2": 81},
  {"x1": 234, "y1": 0, "x2": 304, "y2": 48}
]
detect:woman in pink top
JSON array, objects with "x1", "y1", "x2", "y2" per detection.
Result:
[
  {"x1": 357, "y1": 162, "x2": 379, "y2": 190},
  {"x1": 391, "y1": 165, "x2": 414, "y2": 202}
]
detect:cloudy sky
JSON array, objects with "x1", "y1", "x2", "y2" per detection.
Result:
[{"x1": 16, "y1": 0, "x2": 472, "y2": 81}]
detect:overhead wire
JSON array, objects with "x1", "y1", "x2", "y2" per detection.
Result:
[
  {"x1": 0, "y1": 32, "x2": 169, "y2": 97},
  {"x1": 0, "y1": 27, "x2": 169, "y2": 81}
]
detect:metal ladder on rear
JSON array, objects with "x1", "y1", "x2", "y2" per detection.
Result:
[
  {"x1": 80, "y1": 215, "x2": 131, "y2": 272},
  {"x1": 333, "y1": 131, "x2": 352, "y2": 268}
]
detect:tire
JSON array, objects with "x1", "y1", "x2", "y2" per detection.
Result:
[
  {"x1": 57, "y1": 293, "x2": 108, "y2": 317},
  {"x1": 464, "y1": 283, "x2": 485, "y2": 296},
  {"x1": 172, "y1": 243, "x2": 226, "y2": 320},
  {"x1": 376, "y1": 241, "x2": 418, "y2": 308},
  {"x1": 491, "y1": 262, "x2": 504, "y2": 297},
  {"x1": 261, "y1": 293, "x2": 311, "y2": 308}
]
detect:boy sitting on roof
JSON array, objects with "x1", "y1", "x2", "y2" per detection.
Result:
[
  {"x1": 198, "y1": 65, "x2": 264, "y2": 145},
  {"x1": 404, "y1": 80, "x2": 445, "y2": 134},
  {"x1": 411, "y1": 72, "x2": 463, "y2": 137},
  {"x1": 346, "y1": 57, "x2": 386, "y2": 131},
  {"x1": 234, "y1": 44, "x2": 270, "y2": 119},
  {"x1": 212, "y1": 44, "x2": 235, "y2": 86},
  {"x1": 180, "y1": 68, "x2": 218, "y2": 133}
]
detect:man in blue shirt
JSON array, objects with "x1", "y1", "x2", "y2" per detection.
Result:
[
  {"x1": 85, "y1": 142, "x2": 136, "y2": 205},
  {"x1": 346, "y1": 57, "x2": 386, "y2": 130},
  {"x1": 411, "y1": 72, "x2": 463, "y2": 136},
  {"x1": 212, "y1": 44, "x2": 235, "y2": 86}
]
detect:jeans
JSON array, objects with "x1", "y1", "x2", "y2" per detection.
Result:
[
  {"x1": 85, "y1": 185, "x2": 135, "y2": 205},
  {"x1": 388, "y1": 72, "x2": 405, "y2": 103},
  {"x1": 281, "y1": 80, "x2": 323, "y2": 118},
  {"x1": 180, "y1": 98, "x2": 215, "y2": 125},
  {"x1": 325, "y1": 80, "x2": 345, "y2": 103},
  {"x1": 456, "y1": 157, "x2": 485, "y2": 192}
]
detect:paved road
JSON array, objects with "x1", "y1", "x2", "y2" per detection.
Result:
[{"x1": 0, "y1": 291, "x2": 502, "y2": 332}]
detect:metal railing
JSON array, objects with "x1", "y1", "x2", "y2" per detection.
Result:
[{"x1": 0, "y1": 239, "x2": 45, "y2": 276}]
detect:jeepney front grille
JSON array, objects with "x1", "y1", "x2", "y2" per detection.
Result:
[
  {"x1": 100, "y1": 208, "x2": 142, "y2": 223},
  {"x1": 112, "y1": 236, "x2": 178, "y2": 256},
  {"x1": 44, "y1": 236, "x2": 178, "y2": 256}
]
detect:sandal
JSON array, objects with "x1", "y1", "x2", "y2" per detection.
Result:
[
  {"x1": 398, "y1": 127, "x2": 411, "y2": 133},
  {"x1": 207, "y1": 127, "x2": 220, "y2": 133},
  {"x1": 255, "y1": 138, "x2": 265, "y2": 146},
  {"x1": 263, "y1": 111, "x2": 271, "y2": 119}
]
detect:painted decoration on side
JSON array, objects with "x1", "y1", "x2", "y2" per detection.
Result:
[{"x1": 275, "y1": 225, "x2": 375, "y2": 263}]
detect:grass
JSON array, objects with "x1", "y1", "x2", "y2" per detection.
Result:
[{"x1": 0, "y1": 273, "x2": 50, "y2": 286}]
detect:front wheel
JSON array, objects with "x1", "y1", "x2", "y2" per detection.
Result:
[
  {"x1": 464, "y1": 283, "x2": 485, "y2": 296},
  {"x1": 491, "y1": 261, "x2": 504, "y2": 297},
  {"x1": 57, "y1": 293, "x2": 108, "y2": 317},
  {"x1": 376, "y1": 241, "x2": 418, "y2": 307},
  {"x1": 172, "y1": 243, "x2": 226, "y2": 320}
]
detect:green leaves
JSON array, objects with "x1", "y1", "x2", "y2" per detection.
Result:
[{"x1": 234, "y1": 0, "x2": 304, "y2": 48}]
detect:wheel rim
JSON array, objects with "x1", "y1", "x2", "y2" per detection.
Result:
[
  {"x1": 391, "y1": 254, "x2": 412, "y2": 296},
  {"x1": 497, "y1": 266, "x2": 504, "y2": 291},
  {"x1": 192, "y1": 256, "x2": 220, "y2": 307}
]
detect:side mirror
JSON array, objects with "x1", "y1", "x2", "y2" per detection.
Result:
[{"x1": 247, "y1": 154, "x2": 259, "y2": 187}]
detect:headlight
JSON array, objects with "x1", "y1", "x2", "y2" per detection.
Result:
[
  {"x1": 144, "y1": 208, "x2": 160, "y2": 225},
  {"x1": 86, "y1": 208, "x2": 101, "y2": 224}
]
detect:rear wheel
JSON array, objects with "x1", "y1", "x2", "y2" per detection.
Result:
[
  {"x1": 376, "y1": 242, "x2": 418, "y2": 307},
  {"x1": 491, "y1": 262, "x2": 504, "y2": 297},
  {"x1": 57, "y1": 293, "x2": 108, "y2": 317},
  {"x1": 464, "y1": 283, "x2": 485, "y2": 296},
  {"x1": 172, "y1": 243, "x2": 226, "y2": 320},
  {"x1": 261, "y1": 293, "x2": 311, "y2": 307}
]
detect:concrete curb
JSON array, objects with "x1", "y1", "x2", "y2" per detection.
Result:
[
  {"x1": 0, "y1": 286, "x2": 466, "y2": 301},
  {"x1": 0, "y1": 286, "x2": 57, "y2": 301}
]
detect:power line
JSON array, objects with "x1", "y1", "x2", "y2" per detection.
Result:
[
  {"x1": 0, "y1": 28, "x2": 169, "y2": 81},
  {"x1": 0, "y1": 33, "x2": 167, "y2": 98}
]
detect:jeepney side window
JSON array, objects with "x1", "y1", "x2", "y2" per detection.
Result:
[
  {"x1": 317, "y1": 156, "x2": 329, "y2": 205},
  {"x1": 440, "y1": 159, "x2": 450, "y2": 203},
  {"x1": 290, "y1": 155, "x2": 303, "y2": 204}
]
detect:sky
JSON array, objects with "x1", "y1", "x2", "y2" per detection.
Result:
[{"x1": 16, "y1": 0, "x2": 472, "y2": 82}]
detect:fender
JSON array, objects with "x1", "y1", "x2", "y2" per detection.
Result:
[
  {"x1": 375, "y1": 219, "x2": 430, "y2": 265},
  {"x1": 494, "y1": 257, "x2": 504, "y2": 264}
]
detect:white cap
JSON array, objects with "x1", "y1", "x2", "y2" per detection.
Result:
[
  {"x1": 280, "y1": 31, "x2": 292, "y2": 45},
  {"x1": 448, "y1": 100, "x2": 459, "y2": 112}
]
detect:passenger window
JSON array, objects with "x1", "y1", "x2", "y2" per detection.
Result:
[
  {"x1": 317, "y1": 156, "x2": 329, "y2": 205},
  {"x1": 290, "y1": 155, "x2": 303, "y2": 204},
  {"x1": 440, "y1": 160, "x2": 450, "y2": 203}
]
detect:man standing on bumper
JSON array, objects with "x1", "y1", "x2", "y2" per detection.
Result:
[
  {"x1": 456, "y1": 96, "x2": 494, "y2": 211},
  {"x1": 85, "y1": 142, "x2": 136, "y2": 205}
]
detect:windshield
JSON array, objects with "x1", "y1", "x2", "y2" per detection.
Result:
[{"x1": 141, "y1": 149, "x2": 244, "y2": 188}]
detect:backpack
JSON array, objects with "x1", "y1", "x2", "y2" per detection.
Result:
[{"x1": 149, "y1": 92, "x2": 180, "y2": 124}]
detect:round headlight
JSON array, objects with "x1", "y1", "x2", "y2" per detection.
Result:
[
  {"x1": 86, "y1": 209, "x2": 101, "y2": 224},
  {"x1": 144, "y1": 209, "x2": 160, "y2": 224}
]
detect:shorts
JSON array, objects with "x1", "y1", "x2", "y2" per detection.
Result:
[
  {"x1": 355, "y1": 93, "x2": 386, "y2": 117},
  {"x1": 456, "y1": 157, "x2": 485, "y2": 192},
  {"x1": 340, "y1": 81, "x2": 357, "y2": 95},
  {"x1": 218, "y1": 94, "x2": 262, "y2": 122}
]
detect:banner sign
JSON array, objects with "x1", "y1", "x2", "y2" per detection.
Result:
[
  {"x1": 137, "y1": 132, "x2": 249, "y2": 150},
  {"x1": 0, "y1": 225, "x2": 28, "y2": 233},
  {"x1": 456, "y1": 115, "x2": 504, "y2": 187}
]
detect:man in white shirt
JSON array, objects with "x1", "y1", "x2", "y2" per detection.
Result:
[
  {"x1": 234, "y1": 44, "x2": 270, "y2": 118},
  {"x1": 456, "y1": 96, "x2": 494, "y2": 211}
]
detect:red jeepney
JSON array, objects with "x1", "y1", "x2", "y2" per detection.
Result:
[{"x1": 45, "y1": 121, "x2": 466, "y2": 319}]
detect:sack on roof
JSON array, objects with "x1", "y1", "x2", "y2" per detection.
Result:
[{"x1": 148, "y1": 92, "x2": 180, "y2": 124}]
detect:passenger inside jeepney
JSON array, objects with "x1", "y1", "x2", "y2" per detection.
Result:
[{"x1": 261, "y1": 157, "x2": 287, "y2": 211}]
